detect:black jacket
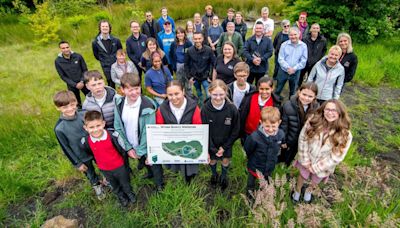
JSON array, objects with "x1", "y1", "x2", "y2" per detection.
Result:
[
  {"x1": 280, "y1": 95, "x2": 319, "y2": 145},
  {"x1": 55, "y1": 52, "x2": 87, "y2": 88},
  {"x1": 126, "y1": 33, "x2": 148, "y2": 66},
  {"x1": 243, "y1": 35, "x2": 273, "y2": 74},
  {"x1": 141, "y1": 20, "x2": 161, "y2": 39},
  {"x1": 201, "y1": 98, "x2": 240, "y2": 154},
  {"x1": 302, "y1": 34, "x2": 327, "y2": 67},
  {"x1": 273, "y1": 31, "x2": 289, "y2": 56},
  {"x1": 238, "y1": 91, "x2": 281, "y2": 137},
  {"x1": 227, "y1": 81, "x2": 256, "y2": 102},
  {"x1": 221, "y1": 18, "x2": 234, "y2": 32},
  {"x1": 244, "y1": 127, "x2": 285, "y2": 176},
  {"x1": 184, "y1": 45, "x2": 216, "y2": 81},
  {"x1": 235, "y1": 22, "x2": 248, "y2": 42},
  {"x1": 81, "y1": 130, "x2": 129, "y2": 169},
  {"x1": 92, "y1": 35, "x2": 123, "y2": 70},
  {"x1": 169, "y1": 40, "x2": 193, "y2": 72},
  {"x1": 340, "y1": 52, "x2": 358, "y2": 83}
]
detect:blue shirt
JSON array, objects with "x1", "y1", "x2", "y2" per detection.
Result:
[
  {"x1": 278, "y1": 40, "x2": 308, "y2": 72},
  {"x1": 176, "y1": 45, "x2": 185, "y2": 63},
  {"x1": 157, "y1": 31, "x2": 175, "y2": 64},
  {"x1": 145, "y1": 66, "x2": 173, "y2": 94},
  {"x1": 208, "y1": 26, "x2": 223, "y2": 43}
]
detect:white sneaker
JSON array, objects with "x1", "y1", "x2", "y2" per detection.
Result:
[{"x1": 93, "y1": 185, "x2": 106, "y2": 200}]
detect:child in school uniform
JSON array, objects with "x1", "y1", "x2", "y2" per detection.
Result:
[
  {"x1": 113, "y1": 73, "x2": 163, "y2": 190},
  {"x1": 201, "y1": 79, "x2": 240, "y2": 190},
  {"x1": 244, "y1": 107, "x2": 286, "y2": 194},
  {"x1": 227, "y1": 62, "x2": 256, "y2": 109},
  {"x1": 81, "y1": 110, "x2": 136, "y2": 207},
  {"x1": 239, "y1": 76, "x2": 281, "y2": 144},
  {"x1": 53, "y1": 91, "x2": 105, "y2": 200},
  {"x1": 279, "y1": 82, "x2": 319, "y2": 166},
  {"x1": 156, "y1": 80, "x2": 202, "y2": 184},
  {"x1": 292, "y1": 99, "x2": 352, "y2": 203}
]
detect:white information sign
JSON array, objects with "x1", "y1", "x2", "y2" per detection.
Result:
[{"x1": 146, "y1": 124, "x2": 209, "y2": 164}]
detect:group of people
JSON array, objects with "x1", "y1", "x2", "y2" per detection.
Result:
[{"x1": 53, "y1": 5, "x2": 355, "y2": 207}]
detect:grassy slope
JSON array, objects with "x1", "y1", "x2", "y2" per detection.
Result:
[{"x1": 1, "y1": 3, "x2": 399, "y2": 227}]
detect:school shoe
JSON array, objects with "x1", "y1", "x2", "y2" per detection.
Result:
[
  {"x1": 291, "y1": 190, "x2": 300, "y2": 204},
  {"x1": 303, "y1": 192, "x2": 313, "y2": 204},
  {"x1": 142, "y1": 172, "x2": 154, "y2": 179},
  {"x1": 210, "y1": 174, "x2": 219, "y2": 187},
  {"x1": 93, "y1": 185, "x2": 106, "y2": 200},
  {"x1": 126, "y1": 192, "x2": 137, "y2": 204},
  {"x1": 118, "y1": 195, "x2": 129, "y2": 207},
  {"x1": 219, "y1": 176, "x2": 228, "y2": 190}
]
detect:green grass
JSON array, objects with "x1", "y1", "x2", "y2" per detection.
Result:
[{"x1": 1, "y1": 2, "x2": 400, "y2": 227}]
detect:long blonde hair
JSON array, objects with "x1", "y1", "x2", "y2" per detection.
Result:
[
  {"x1": 306, "y1": 99, "x2": 351, "y2": 155},
  {"x1": 336, "y1": 33, "x2": 354, "y2": 53}
]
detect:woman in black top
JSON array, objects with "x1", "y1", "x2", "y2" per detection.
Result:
[
  {"x1": 212, "y1": 41, "x2": 240, "y2": 84},
  {"x1": 336, "y1": 32, "x2": 358, "y2": 84}
]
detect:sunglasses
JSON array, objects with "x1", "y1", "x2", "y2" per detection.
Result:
[{"x1": 283, "y1": 25, "x2": 290, "y2": 28}]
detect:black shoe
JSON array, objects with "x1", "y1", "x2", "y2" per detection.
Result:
[
  {"x1": 118, "y1": 195, "x2": 129, "y2": 207},
  {"x1": 137, "y1": 162, "x2": 145, "y2": 170},
  {"x1": 126, "y1": 192, "x2": 137, "y2": 204},
  {"x1": 142, "y1": 172, "x2": 154, "y2": 179},
  {"x1": 210, "y1": 174, "x2": 219, "y2": 186},
  {"x1": 219, "y1": 176, "x2": 228, "y2": 190}
]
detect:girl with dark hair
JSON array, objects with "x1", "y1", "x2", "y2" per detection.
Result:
[
  {"x1": 279, "y1": 82, "x2": 319, "y2": 166},
  {"x1": 155, "y1": 80, "x2": 202, "y2": 185},
  {"x1": 145, "y1": 52, "x2": 173, "y2": 105}
]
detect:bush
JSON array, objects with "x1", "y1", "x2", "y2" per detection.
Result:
[
  {"x1": 286, "y1": 0, "x2": 400, "y2": 43},
  {"x1": 66, "y1": 15, "x2": 88, "y2": 29},
  {"x1": 48, "y1": 0, "x2": 96, "y2": 16},
  {"x1": 93, "y1": 11, "x2": 111, "y2": 22},
  {"x1": 29, "y1": 0, "x2": 60, "y2": 45}
]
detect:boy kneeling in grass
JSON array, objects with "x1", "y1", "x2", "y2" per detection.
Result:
[
  {"x1": 244, "y1": 106, "x2": 286, "y2": 197},
  {"x1": 53, "y1": 91, "x2": 105, "y2": 200},
  {"x1": 82, "y1": 110, "x2": 136, "y2": 207}
]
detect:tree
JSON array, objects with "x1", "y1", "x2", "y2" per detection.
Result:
[{"x1": 286, "y1": 0, "x2": 400, "y2": 43}]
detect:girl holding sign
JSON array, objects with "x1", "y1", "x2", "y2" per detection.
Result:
[
  {"x1": 155, "y1": 80, "x2": 202, "y2": 185},
  {"x1": 201, "y1": 80, "x2": 240, "y2": 190}
]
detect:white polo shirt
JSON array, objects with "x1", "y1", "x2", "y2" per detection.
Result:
[{"x1": 122, "y1": 96, "x2": 141, "y2": 147}]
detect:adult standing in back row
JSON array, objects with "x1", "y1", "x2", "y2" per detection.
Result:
[
  {"x1": 253, "y1": 7, "x2": 274, "y2": 39},
  {"x1": 275, "y1": 27, "x2": 307, "y2": 99},
  {"x1": 92, "y1": 20, "x2": 122, "y2": 89},
  {"x1": 158, "y1": 7, "x2": 176, "y2": 33},
  {"x1": 126, "y1": 20, "x2": 147, "y2": 78},
  {"x1": 243, "y1": 21, "x2": 273, "y2": 85},
  {"x1": 141, "y1": 11, "x2": 161, "y2": 39}
]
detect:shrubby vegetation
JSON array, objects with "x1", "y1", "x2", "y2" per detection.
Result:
[{"x1": 286, "y1": 0, "x2": 400, "y2": 42}]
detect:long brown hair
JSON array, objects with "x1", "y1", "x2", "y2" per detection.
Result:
[
  {"x1": 306, "y1": 99, "x2": 351, "y2": 155},
  {"x1": 142, "y1": 37, "x2": 165, "y2": 59}
]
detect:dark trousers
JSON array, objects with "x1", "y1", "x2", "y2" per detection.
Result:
[
  {"x1": 102, "y1": 67, "x2": 115, "y2": 89},
  {"x1": 67, "y1": 85, "x2": 89, "y2": 107},
  {"x1": 275, "y1": 68, "x2": 300, "y2": 98},
  {"x1": 101, "y1": 165, "x2": 133, "y2": 198},
  {"x1": 278, "y1": 144, "x2": 298, "y2": 166},
  {"x1": 247, "y1": 72, "x2": 266, "y2": 85},
  {"x1": 273, "y1": 55, "x2": 280, "y2": 79},
  {"x1": 82, "y1": 160, "x2": 100, "y2": 186},
  {"x1": 246, "y1": 173, "x2": 257, "y2": 191},
  {"x1": 299, "y1": 64, "x2": 313, "y2": 85},
  {"x1": 138, "y1": 156, "x2": 164, "y2": 187}
]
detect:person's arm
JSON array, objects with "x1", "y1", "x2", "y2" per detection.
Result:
[
  {"x1": 236, "y1": 33, "x2": 244, "y2": 57},
  {"x1": 54, "y1": 129, "x2": 82, "y2": 168},
  {"x1": 135, "y1": 109, "x2": 156, "y2": 157},
  {"x1": 307, "y1": 64, "x2": 318, "y2": 82},
  {"x1": 129, "y1": 61, "x2": 139, "y2": 75},
  {"x1": 278, "y1": 43, "x2": 289, "y2": 72},
  {"x1": 311, "y1": 132, "x2": 352, "y2": 175},
  {"x1": 155, "y1": 108, "x2": 164, "y2": 124},
  {"x1": 346, "y1": 54, "x2": 358, "y2": 82},
  {"x1": 242, "y1": 39, "x2": 253, "y2": 62},
  {"x1": 242, "y1": 23, "x2": 248, "y2": 41},
  {"x1": 297, "y1": 123, "x2": 311, "y2": 167},
  {"x1": 92, "y1": 40, "x2": 100, "y2": 61},
  {"x1": 216, "y1": 34, "x2": 224, "y2": 56},
  {"x1": 243, "y1": 134, "x2": 256, "y2": 157},
  {"x1": 116, "y1": 39, "x2": 123, "y2": 50},
  {"x1": 279, "y1": 104, "x2": 289, "y2": 136},
  {"x1": 79, "y1": 55, "x2": 88, "y2": 81},
  {"x1": 293, "y1": 44, "x2": 308, "y2": 71},
  {"x1": 333, "y1": 69, "x2": 345, "y2": 99},
  {"x1": 111, "y1": 64, "x2": 120, "y2": 85},
  {"x1": 126, "y1": 39, "x2": 137, "y2": 64},
  {"x1": 261, "y1": 39, "x2": 273, "y2": 63},
  {"x1": 221, "y1": 107, "x2": 240, "y2": 151}
]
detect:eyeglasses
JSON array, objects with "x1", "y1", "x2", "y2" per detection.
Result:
[
  {"x1": 210, "y1": 93, "x2": 226, "y2": 98},
  {"x1": 146, "y1": 15, "x2": 152, "y2": 17},
  {"x1": 324, "y1": 108, "x2": 338, "y2": 114},
  {"x1": 283, "y1": 25, "x2": 290, "y2": 28}
]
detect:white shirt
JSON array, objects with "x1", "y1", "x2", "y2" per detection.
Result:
[
  {"x1": 258, "y1": 94, "x2": 271, "y2": 106},
  {"x1": 122, "y1": 96, "x2": 141, "y2": 147},
  {"x1": 254, "y1": 18, "x2": 274, "y2": 37},
  {"x1": 169, "y1": 98, "x2": 187, "y2": 124},
  {"x1": 233, "y1": 81, "x2": 250, "y2": 108},
  {"x1": 212, "y1": 100, "x2": 225, "y2": 110},
  {"x1": 89, "y1": 130, "x2": 107, "y2": 143},
  {"x1": 94, "y1": 90, "x2": 107, "y2": 107}
]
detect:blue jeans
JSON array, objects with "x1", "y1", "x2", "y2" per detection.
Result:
[
  {"x1": 275, "y1": 68, "x2": 300, "y2": 98},
  {"x1": 193, "y1": 79, "x2": 209, "y2": 102}
]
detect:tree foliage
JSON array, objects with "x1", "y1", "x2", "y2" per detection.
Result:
[
  {"x1": 286, "y1": 0, "x2": 400, "y2": 43},
  {"x1": 29, "y1": 0, "x2": 60, "y2": 45}
]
